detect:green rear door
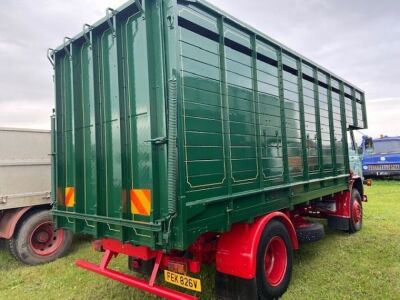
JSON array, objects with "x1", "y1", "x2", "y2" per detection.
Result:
[{"x1": 52, "y1": 1, "x2": 168, "y2": 248}]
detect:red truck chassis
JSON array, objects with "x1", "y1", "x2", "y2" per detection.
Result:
[{"x1": 76, "y1": 185, "x2": 366, "y2": 300}]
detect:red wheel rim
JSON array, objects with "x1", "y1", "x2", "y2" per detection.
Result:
[
  {"x1": 29, "y1": 221, "x2": 65, "y2": 256},
  {"x1": 352, "y1": 200, "x2": 362, "y2": 225},
  {"x1": 263, "y1": 236, "x2": 287, "y2": 286}
]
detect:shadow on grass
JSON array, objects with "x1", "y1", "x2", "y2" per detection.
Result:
[
  {"x1": 293, "y1": 220, "x2": 351, "y2": 265},
  {"x1": 68, "y1": 234, "x2": 93, "y2": 254}
]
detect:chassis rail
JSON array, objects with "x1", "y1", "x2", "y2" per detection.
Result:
[{"x1": 76, "y1": 248, "x2": 198, "y2": 300}]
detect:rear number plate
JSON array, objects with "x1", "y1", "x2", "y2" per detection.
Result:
[{"x1": 164, "y1": 270, "x2": 201, "y2": 292}]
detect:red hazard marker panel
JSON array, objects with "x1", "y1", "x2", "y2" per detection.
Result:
[
  {"x1": 65, "y1": 187, "x2": 75, "y2": 208},
  {"x1": 130, "y1": 189, "x2": 151, "y2": 216}
]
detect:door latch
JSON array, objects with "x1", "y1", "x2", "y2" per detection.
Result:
[{"x1": 145, "y1": 136, "x2": 168, "y2": 145}]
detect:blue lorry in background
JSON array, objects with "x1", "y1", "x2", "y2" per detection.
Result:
[{"x1": 361, "y1": 136, "x2": 400, "y2": 178}]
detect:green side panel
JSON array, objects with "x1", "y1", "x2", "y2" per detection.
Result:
[
  {"x1": 257, "y1": 42, "x2": 284, "y2": 184},
  {"x1": 175, "y1": 1, "x2": 357, "y2": 248},
  {"x1": 178, "y1": 8, "x2": 227, "y2": 193},
  {"x1": 224, "y1": 24, "x2": 259, "y2": 189}
]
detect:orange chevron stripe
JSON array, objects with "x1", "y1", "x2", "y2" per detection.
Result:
[
  {"x1": 130, "y1": 189, "x2": 151, "y2": 216},
  {"x1": 65, "y1": 187, "x2": 75, "y2": 208}
]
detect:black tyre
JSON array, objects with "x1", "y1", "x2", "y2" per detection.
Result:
[
  {"x1": 296, "y1": 222, "x2": 325, "y2": 244},
  {"x1": 0, "y1": 238, "x2": 5, "y2": 250},
  {"x1": 7, "y1": 210, "x2": 73, "y2": 265},
  {"x1": 256, "y1": 220, "x2": 293, "y2": 300},
  {"x1": 349, "y1": 189, "x2": 363, "y2": 233}
]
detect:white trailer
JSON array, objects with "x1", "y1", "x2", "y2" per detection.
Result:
[{"x1": 0, "y1": 127, "x2": 71, "y2": 265}]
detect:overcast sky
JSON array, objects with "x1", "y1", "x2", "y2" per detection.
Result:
[{"x1": 0, "y1": 0, "x2": 399, "y2": 139}]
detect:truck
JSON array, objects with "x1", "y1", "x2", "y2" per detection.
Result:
[
  {"x1": 362, "y1": 135, "x2": 400, "y2": 178},
  {"x1": 48, "y1": 0, "x2": 368, "y2": 298},
  {"x1": 0, "y1": 127, "x2": 72, "y2": 265}
]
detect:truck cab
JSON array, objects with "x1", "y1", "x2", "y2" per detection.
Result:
[
  {"x1": 361, "y1": 136, "x2": 400, "y2": 178},
  {"x1": 347, "y1": 130, "x2": 364, "y2": 179}
]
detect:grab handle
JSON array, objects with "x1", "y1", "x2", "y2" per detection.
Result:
[{"x1": 47, "y1": 48, "x2": 55, "y2": 66}]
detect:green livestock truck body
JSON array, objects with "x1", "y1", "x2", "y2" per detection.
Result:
[{"x1": 50, "y1": 0, "x2": 368, "y2": 299}]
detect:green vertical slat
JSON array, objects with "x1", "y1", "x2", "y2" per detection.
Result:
[
  {"x1": 175, "y1": 7, "x2": 188, "y2": 249},
  {"x1": 54, "y1": 55, "x2": 63, "y2": 230},
  {"x1": 162, "y1": 0, "x2": 176, "y2": 223},
  {"x1": 71, "y1": 42, "x2": 85, "y2": 232},
  {"x1": 124, "y1": 17, "x2": 139, "y2": 223},
  {"x1": 51, "y1": 114, "x2": 56, "y2": 205},
  {"x1": 98, "y1": 32, "x2": 106, "y2": 223},
  {"x1": 339, "y1": 82, "x2": 350, "y2": 173},
  {"x1": 63, "y1": 54, "x2": 74, "y2": 192},
  {"x1": 64, "y1": 55, "x2": 73, "y2": 186},
  {"x1": 252, "y1": 35, "x2": 263, "y2": 191},
  {"x1": 100, "y1": 26, "x2": 123, "y2": 238},
  {"x1": 162, "y1": 0, "x2": 179, "y2": 248},
  {"x1": 80, "y1": 36, "x2": 98, "y2": 234},
  {"x1": 114, "y1": 15, "x2": 129, "y2": 241},
  {"x1": 351, "y1": 88, "x2": 358, "y2": 128},
  {"x1": 219, "y1": 17, "x2": 232, "y2": 196},
  {"x1": 277, "y1": 50, "x2": 289, "y2": 184},
  {"x1": 64, "y1": 45, "x2": 77, "y2": 232},
  {"x1": 313, "y1": 69, "x2": 323, "y2": 180},
  {"x1": 55, "y1": 56, "x2": 64, "y2": 217},
  {"x1": 117, "y1": 13, "x2": 130, "y2": 242},
  {"x1": 91, "y1": 30, "x2": 103, "y2": 237},
  {"x1": 297, "y1": 59, "x2": 309, "y2": 181},
  {"x1": 327, "y1": 75, "x2": 337, "y2": 176},
  {"x1": 362, "y1": 93, "x2": 368, "y2": 129},
  {"x1": 146, "y1": 0, "x2": 166, "y2": 223}
]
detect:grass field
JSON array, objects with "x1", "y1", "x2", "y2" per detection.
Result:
[{"x1": 1, "y1": 181, "x2": 399, "y2": 300}]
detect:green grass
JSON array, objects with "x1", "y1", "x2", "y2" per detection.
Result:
[{"x1": 1, "y1": 181, "x2": 399, "y2": 299}]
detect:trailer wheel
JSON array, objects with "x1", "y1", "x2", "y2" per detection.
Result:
[
  {"x1": 7, "y1": 210, "x2": 72, "y2": 265},
  {"x1": 349, "y1": 189, "x2": 363, "y2": 233},
  {"x1": 257, "y1": 220, "x2": 293, "y2": 300}
]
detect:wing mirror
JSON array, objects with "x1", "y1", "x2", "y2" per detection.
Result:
[{"x1": 364, "y1": 137, "x2": 374, "y2": 154}]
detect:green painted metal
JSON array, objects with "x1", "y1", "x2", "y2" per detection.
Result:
[{"x1": 51, "y1": 0, "x2": 367, "y2": 250}]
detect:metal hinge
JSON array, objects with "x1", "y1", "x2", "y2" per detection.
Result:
[
  {"x1": 145, "y1": 136, "x2": 168, "y2": 145},
  {"x1": 42, "y1": 192, "x2": 51, "y2": 200},
  {"x1": 0, "y1": 196, "x2": 8, "y2": 204}
]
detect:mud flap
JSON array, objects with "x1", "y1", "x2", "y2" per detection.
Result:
[
  {"x1": 327, "y1": 216, "x2": 350, "y2": 231},
  {"x1": 128, "y1": 256, "x2": 155, "y2": 275}
]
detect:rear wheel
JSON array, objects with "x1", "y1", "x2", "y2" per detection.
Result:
[
  {"x1": 7, "y1": 210, "x2": 72, "y2": 265},
  {"x1": 349, "y1": 189, "x2": 363, "y2": 233},
  {"x1": 257, "y1": 220, "x2": 293, "y2": 300}
]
